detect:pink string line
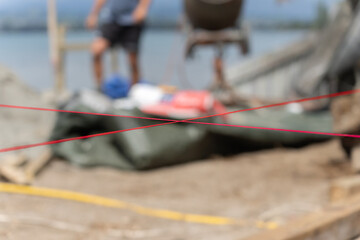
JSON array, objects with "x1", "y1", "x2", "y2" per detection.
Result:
[
  {"x1": 2, "y1": 88, "x2": 360, "y2": 123},
  {"x1": 1, "y1": 88, "x2": 360, "y2": 153}
]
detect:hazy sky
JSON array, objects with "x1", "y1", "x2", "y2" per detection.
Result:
[
  {"x1": 0, "y1": 0, "x2": 344, "y2": 22},
  {"x1": 0, "y1": 0, "x2": 342, "y2": 8}
]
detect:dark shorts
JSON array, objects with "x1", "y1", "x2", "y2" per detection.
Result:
[{"x1": 98, "y1": 23, "x2": 144, "y2": 53}]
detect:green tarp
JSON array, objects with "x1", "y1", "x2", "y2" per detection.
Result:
[
  {"x1": 50, "y1": 92, "x2": 333, "y2": 170},
  {"x1": 50, "y1": 95, "x2": 214, "y2": 170}
]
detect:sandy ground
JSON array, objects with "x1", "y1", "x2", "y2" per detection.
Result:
[
  {"x1": 0, "y1": 66, "x2": 355, "y2": 239},
  {"x1": 0, "y1": 140, "x2": 353, "y2": 240}
]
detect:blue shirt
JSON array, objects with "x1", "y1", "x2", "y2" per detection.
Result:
[{"x1": 102, "y1": 0, "x2": 139, "y2": 26}]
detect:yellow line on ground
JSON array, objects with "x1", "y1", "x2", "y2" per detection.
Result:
[{"x1": 0, "y1": 183, "x2": 278, "y2": 230}]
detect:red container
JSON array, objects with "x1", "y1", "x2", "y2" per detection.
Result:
[{"x1": 172, "y1": 91, "x2": 214, "y2": 112}]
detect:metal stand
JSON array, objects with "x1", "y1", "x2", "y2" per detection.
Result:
[{"x1": 183, "y1": 18, "x2": 250, "y2": 105}]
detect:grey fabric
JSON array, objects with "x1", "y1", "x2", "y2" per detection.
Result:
[
  {"x1": 50, "y1": 92, "x2": 333, "y2": 170},
  {"x1": 53, "y1": 136, "x2": 134, "y2": 170},
  {"x1": 209, "y1": 109, "x2": 333, "y2": 145},
  {"x1": 105, "y1": 109, "x2": 214, "y2": 170},
  {"x1": 50, "y1": 92, "x2": 213, "y2": 170},
  {"x1": 102, "y1": 0, "x2": 139, "y2": 26}
]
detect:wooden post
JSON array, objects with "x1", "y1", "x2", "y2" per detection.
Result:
[
  {"x1": 47, "y1": 0, "x2": 65, "y2": 93},
  {"x1": 330, "y1": 176, "x2": 360, "y2": 203},
  {"x1": 244, "y1": 194, "x2": 360, "y2": 240},
  {"x1": 47, "y1": 0, "x2": 118, "y2": 92},
  {"x1": 57, "y1": 25, "x2": 66, "y2": 91},
  {"x1": 110, "y1": 49, "x2": 119, "y2": 74},
  {"x1": 47, "y1": 0, "x2": 58, "y2": 64}
]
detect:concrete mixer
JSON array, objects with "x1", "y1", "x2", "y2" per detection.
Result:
[
  {"x1": 183, "y1": 0, "x2": 249, "y2": 104},
  {"x1": 184, "y1": 0, "x2": 243, "y2": 31}
]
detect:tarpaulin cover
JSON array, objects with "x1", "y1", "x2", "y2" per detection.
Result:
[
  {"x1": 50, "y1": 92, "x2": 215, "y2": 170},
  {"x1": 50, "y1": 91, "x2": 333, "y2": 170}
]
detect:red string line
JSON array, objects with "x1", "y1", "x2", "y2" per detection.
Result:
[
  {"x1": 1, "y1": 88, "x2": 359, "y2": 153},
  {"x1": 1, "y1": 88, "x2": 360, "y2": 123},
  {"x1": 0, "y1": 122, "x2": 172, "y2": 153},
  {"x1": 1, "y1": 119, "x2": 359, "y2": 153}
]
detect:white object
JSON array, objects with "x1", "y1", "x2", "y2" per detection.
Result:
[
  {"x1": 128, "y1": 84, "x2": 165, "y2": 107},
  {"x1": 113, "y1": 98, "x2": 137, "y2": 110},
  {"x1": 286, "y1": 103, "x2": 304, "y2": 114},
  {"x1": 79, "y1": 89, "x2": 112, "y2": 113}
]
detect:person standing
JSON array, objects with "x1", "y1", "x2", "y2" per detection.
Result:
[{"x1": 86, "y1": 0, "x2": 152, "y2": 90}]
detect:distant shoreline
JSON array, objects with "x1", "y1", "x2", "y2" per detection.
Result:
[{"x1": 0, "y1": 22, "x2": 317, "y2": 33}]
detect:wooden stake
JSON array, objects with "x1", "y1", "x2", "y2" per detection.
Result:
[
  {"x1": 1, "y1": 153, "x2": 27, "y2": 167},
  {"x1": 330, "y1": 175, "x2": 360, "y2": 203},
  {"x1": 0, "y1": 165, "x2": 28, "y2": 185},
  {"x1": 0, "y1": 149, "x2": 52, "y2": 185},
  {"x1": 25, "y1": 148, "x2": 52, "y2": 183},
  {"x1": 56, "y1": 25, "x2": 67, "y2": 92},
  {"x1": 47, "y1": 0, "x2": 65, "y2": 93},
  {"x1": 110, "y1": 49, "x2": 119, "y2": 74},
  {"x1": 244, "y1": 194, "x2": 360, "y2": 240}
]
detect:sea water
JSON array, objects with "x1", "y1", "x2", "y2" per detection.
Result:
[{"x1": 0, "y1": 29, "x2": 306, "y2": 92}]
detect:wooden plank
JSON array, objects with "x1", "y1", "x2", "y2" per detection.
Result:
[
  {"x1": 226, "y1": 35, "x2": 316, "y2": 86},
  {"x1": 0, "y1": 154, "x2": 28, "y2": 184},
  {"x1": 244, "y1": 194, "x2": 360, "y2": 240},
  {"x1": 47, "y1": 0, "x2": 63, "y2": 93},
  {"x1": 329, "y1": 1, "x2": 360, "y2": 75},
  {"x1": 188, "y1": 29, "x2": 248, "y2": 45},
  {"x1": 62, "y1": 43, "x2": 91, "y2": 51},
  {"x1": 0, "y1": 165, "x2": 28, "y2": 185},
  {"x1": 1, "y1": 153, "x2": 27, "y2": 167},
  {"x1": 110, "y1": 49, "x2": 119, "y2": 73},
  {"x1": 0, "y1": 149, "x2": 52, "y2": 185},
  {"x1": 25, "y1": 148, "x2": 52, "y2": 183},
  {"x1": 294, "y1": 1, "x2": 353, "y2": 95},
  {"x1": 351, "y1": 146, "x2": 360, "y2": 173},
  {"x1": 330, "y1": 175, "x2": 360, "y2": 203},
  {"x1": 55, "y1": 25, "x2": 66, "y2": 92},
  {"x1": 47, "y1": 0, "x2": 59, "y2": 65}
]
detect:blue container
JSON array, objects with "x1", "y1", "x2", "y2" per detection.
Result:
[
  {"x1": 102, "y1": 75, "x2": 150, "y2": 99},
  {"x1": 102, "y1": 75, "x2": 130, "y2": 99}
]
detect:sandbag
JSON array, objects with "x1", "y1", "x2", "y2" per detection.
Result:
[
  {"x1": 49, "y1": 93, "x2": 134, "y2": 169},
  {"x1": 208, "y1": 109, "x2": 333, "y2": 146},
  {"x1": 104, "y1": 109, "x2": 214, "y2": 170},
  {"x1": 50, "y1": 91, "x2": 334, "y2": 170},
  {"x1": 50, "y1": 91, "x2": 215, "y2": 170}
]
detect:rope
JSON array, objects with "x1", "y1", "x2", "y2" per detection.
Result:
[{"x1": 0, "y1": 183, "x2": 278, "y2": 230}]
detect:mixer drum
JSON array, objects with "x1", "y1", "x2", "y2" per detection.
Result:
[{"x1": 184, "y1": 0, "x2": 243, "y2": 31}]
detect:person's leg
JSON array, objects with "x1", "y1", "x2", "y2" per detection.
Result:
[
  {"x1": 91, "y1": 37, "x2": 110, "y2": 89},
  {"x1": 122, "y1": 25, "x2": 143, "y2": 86},
  {"x1": 128, "y1": 52, "x2": 140, "y2": 86},
  {"x1": 214, "y1": 56, "x2": 225, "y2": 86}
]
